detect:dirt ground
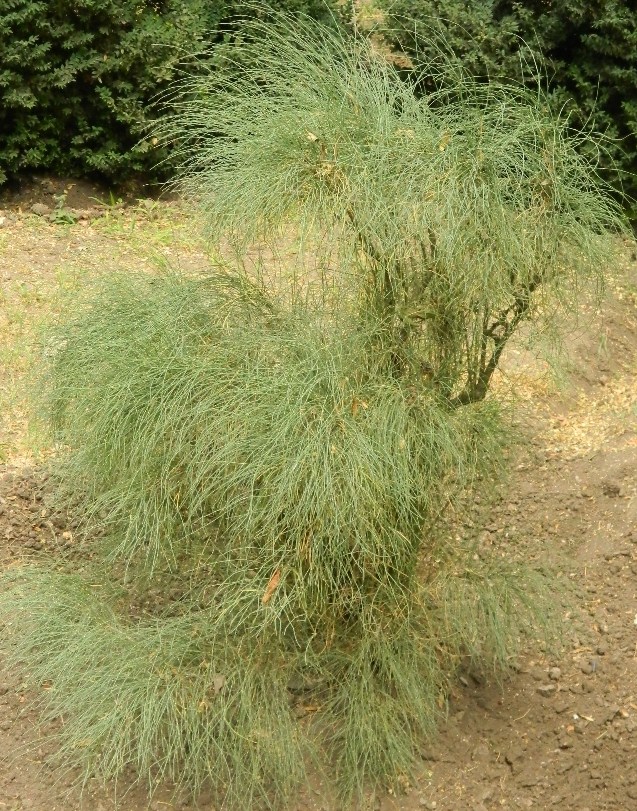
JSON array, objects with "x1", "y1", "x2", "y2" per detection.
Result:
[{"x1": 1, "y1": 182, "x2": 637, "y2": 810}]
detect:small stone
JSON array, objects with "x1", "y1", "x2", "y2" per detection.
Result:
[
  {"x1": 537, "y1": 684, "x2": 557, "y2": 697},
  {"x1": 596, "y1": 642, "x2": 608, "y2": 655},
  {"x1": 602, "y1": 480, "x2": 621, "y2": 497},
  {"x1": 548, "y1": 667, "x2": 561, "y2": 681},
  {"x1": 31, "y1": 203, "x2": 51, "y2": 217},
  {"x1": 602, "y1": 705, "x2": 620, "y2": 724},
  {"x1": 505, "y1": 747, "x2": 524, "y2": 765}
]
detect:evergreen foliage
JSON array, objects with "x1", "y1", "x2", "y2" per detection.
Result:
[
  {"x1": 0, "y1": 11, "x2": 626, "y2": 809},
  {"x1": 379, "y1": 0, "x2": 637, "y2": 204},
  {"x1": 0, "y1": 0, "x2": 341, "y2": 185}
]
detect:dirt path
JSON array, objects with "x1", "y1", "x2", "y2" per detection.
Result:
[{"x1": 0, "y1": 194, "x2": 636, "y2": 811}]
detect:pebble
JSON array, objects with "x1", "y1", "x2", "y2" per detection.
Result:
[
  {"x1": 601, "y1": 705, "x2": 620, "y2": 724},
  {"x1": 30, "y1": 203, "x2": 51, "y2": 217},
  {"x1": 537, "y1": 683, "x2": 557, "y2": 697},
  {"x1": 548, "y1": 667, "x2": 561, "y2": 681},
  {"x1": 505, "y1": 747, "x2": 524, "y2": 765},
  {"x1": 601, "y1": 480, "x2": 621, "y2": 497}
]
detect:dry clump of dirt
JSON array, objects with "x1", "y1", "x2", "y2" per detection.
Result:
[{"x1": 0, "y1": 189, "x2": 636, "y2": 811}]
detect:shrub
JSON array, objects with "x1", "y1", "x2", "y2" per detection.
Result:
[
  {"x1": 378, "y1": 0, "x2": 637, "y2": 205},
  {"x1": 0, "y1": 0, "x2": 342, "y2": 186},
  {"x1": 0, "y1": 10, "x2": 625, "y2": 809}
]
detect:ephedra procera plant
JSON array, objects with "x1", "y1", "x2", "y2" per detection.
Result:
[{"x1": 0, "y1": 10, "x2": 627, "y2": 809}]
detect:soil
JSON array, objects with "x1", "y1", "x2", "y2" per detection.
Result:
[
  {"x1": 0, "y1": 174, "x2": 174, "y2": 213},
  {"x1": 1, "y1": 181, "x2": 637, "y2": 811}
]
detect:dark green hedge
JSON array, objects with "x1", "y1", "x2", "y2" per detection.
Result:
[
  {"x1": 4, "y1": 1, "x2": 635, "y2": 200},
  {"x1": 380, "y1": 0, "x2": 637, "y2": 203},
  {"x1": 0, "y1": 0, "x2": 341, "y2": 186}
]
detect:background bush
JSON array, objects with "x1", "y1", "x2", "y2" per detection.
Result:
[
  {"x1": 0, "y1": 0, "x2": 342, "y2": 186},
  {"x1": 378, "y1": 0, "x2": 637, "y2": 205},
  {"x1": 3, "y1": 0, "x2": 635, "y2": 202}
]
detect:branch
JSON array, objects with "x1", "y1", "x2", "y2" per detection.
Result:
[{"x1": 450, "y1": 275, "x2": 542, "y2": 407}]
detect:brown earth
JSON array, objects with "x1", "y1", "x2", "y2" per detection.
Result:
[
  {"x1": 0, "y1": 174, "x2": 175, "y2": 213},
  {"x1": 0, "y1": 187, "x2": 637, "y2": 811}
]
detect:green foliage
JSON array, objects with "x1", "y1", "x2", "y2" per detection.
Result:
[
  {"x1": 164, "y1": 13, "x2": 622, "y2": 403},
  {"x1": 378, "y1": 0, "x2": 637, "y2": 203},
  {"x1": 0, "y1": 568, "x2": 305, "y2": 808},
  {"x1": 0, "y1": 0, "x2": 342, "y2": 185},
  {"x1": 4, "y1": 270, "x2": 538, "y2": 806},
  {"x1": 0, "y1": 10, "x2": 625, "y2": 809}
]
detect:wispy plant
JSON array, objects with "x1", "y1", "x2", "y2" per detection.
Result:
[
  {"x1": 0, "y1": 7, "x2": 625, "y2": 809},
  {"x1": 162, "y1": 10, "x2": 624, "y2": 402}
]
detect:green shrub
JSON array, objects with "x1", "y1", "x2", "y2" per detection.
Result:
[
  {"x1": 378, "y1": 0, "x2": 637, "y2": 204},
  {"x1": 0, "y1": 11, "x2": 625, "y2": 809},
  {"x1": 0, "y1": 0, "x2": 342, "y2": 186}
]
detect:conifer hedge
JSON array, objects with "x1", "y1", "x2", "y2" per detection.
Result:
[
  {"x1": 0, "y1": 0, "x2": 341, "y2": 185},
  {"x1": 379, "y1": 0, "x2": 637, "y2": 205}
]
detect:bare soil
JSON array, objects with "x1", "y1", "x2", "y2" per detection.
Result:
[
  {"x1": 1, "y1": 183, "x2": 637, "y2": 811},
  {"x1": 0, "y1": 174, "x2": 174, "y2": 213}
]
